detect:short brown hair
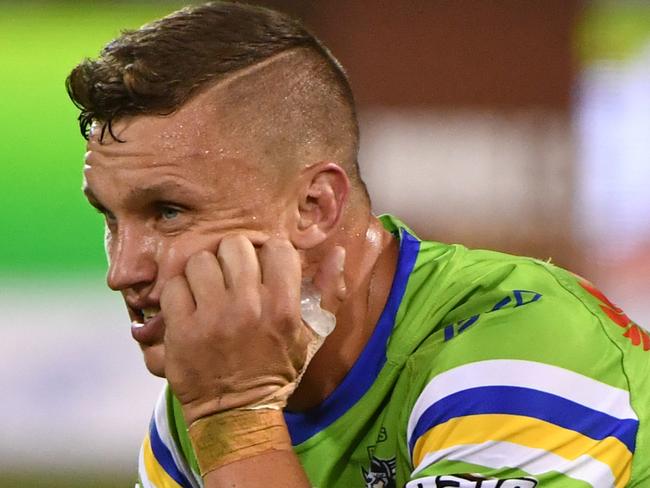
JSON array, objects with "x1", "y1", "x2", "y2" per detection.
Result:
[{"x1": 66, "y1": 1, "x2": 357, "y2": 143}]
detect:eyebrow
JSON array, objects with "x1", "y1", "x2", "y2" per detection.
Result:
[
  {"x1": 83, "y1": 180, "x2": 201, "y2": 210},
  {"x1": 126, "y1": 181, "x2": 188, "y2": 202}
]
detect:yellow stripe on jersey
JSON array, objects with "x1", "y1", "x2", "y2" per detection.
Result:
[
  {"x1": 412, "y1": 413, "x2": 632, "y2": 487},
  {"x1": 142, "y1": 433, "x2": 185, "y2": 488}
]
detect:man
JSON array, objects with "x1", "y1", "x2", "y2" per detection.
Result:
[{"x1": 67, "y1": 2, "x2": 649, "y2": 487}]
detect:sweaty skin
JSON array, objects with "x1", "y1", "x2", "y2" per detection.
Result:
[
  {"x1": 83, "y1": 81, "x2": 398, "y2": 486},
  {"x1": 83, "y1": 105, "x2": 291, "y2": 377}
]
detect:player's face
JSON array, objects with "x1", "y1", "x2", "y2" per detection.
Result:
[{"x1": 82, "y1": 103, "x2": 294, "y2": 377}]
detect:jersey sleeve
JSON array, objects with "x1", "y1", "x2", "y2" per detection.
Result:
[
  {"x1": 137, "y1": 386, "x2": 202, "y2": 488},
  {"x1": 400, "y1": 265, "x2": 644, "y2": 488}
]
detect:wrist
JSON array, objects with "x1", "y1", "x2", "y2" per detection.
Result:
[
  {"x1": 188, "y1": 408, "x2": 293, "y2": 476},
  {"x1": 180, "y1": 382, "x2": 296, "y2": 425}
]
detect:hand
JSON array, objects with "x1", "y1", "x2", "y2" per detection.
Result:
[{"x1": 160, "y1": 234, "x2": 345, "y2": 424}]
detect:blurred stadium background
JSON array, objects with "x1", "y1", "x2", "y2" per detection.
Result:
[{"x1": 1, "y1": 1, "x2": 649, "y2": 486}]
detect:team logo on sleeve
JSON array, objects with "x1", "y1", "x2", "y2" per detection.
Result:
[
  {"x1": 362, "y1": 455, "x2": 397, "y2": 488},
  {"x1": 406, "y1": 474, "x2": 537, "y2": 488}
]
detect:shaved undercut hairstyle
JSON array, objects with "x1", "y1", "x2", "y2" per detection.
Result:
[{"x1": 67, "y1": 1, "x2": 366, "y2": 193}]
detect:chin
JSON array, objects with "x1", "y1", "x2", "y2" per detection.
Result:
[{"x1": 141, "y1": 343, "x2": 166, "y2": 378}]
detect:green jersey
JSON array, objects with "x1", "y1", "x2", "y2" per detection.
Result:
[{"x1": 138, "y1": 215, "x2": 649, "y2": 488}]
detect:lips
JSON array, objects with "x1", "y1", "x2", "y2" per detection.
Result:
[{"x1": 129, "y1": 305, "x2": 165, "y2": 346}]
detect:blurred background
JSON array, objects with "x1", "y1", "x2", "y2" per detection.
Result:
[{"x1": 1, "y1": 1, "x2": 648, "y2": 486}]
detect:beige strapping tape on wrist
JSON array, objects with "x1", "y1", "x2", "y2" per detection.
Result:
[{"x1": 188, "y1": 409, "x2": 293, "y2": 476}]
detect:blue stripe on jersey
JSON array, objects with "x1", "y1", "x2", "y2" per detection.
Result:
[
  {"x1": 149, "y1": 416, "x2": 194, "y2": 488},
  {"x1": 409, "y1": 385, "x2": 639, "y2": 454},
  {"x1": 284, "y1": 229, "x2": 421, "y2": 445}
]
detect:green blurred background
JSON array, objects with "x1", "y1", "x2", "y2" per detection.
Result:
[
  {"x1": 2, "y1": 1, "x2": 649, "y2": 487},
  {"x1": 1, "y1": 2, "x2": 188, "y2": 280},
  {"x1": 1, "y1": 3, "x2": 184, "y2": 486}
]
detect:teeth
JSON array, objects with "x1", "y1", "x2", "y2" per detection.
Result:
[{"x1": 142, "y1": 307, "x2": 160, "y2": 321}]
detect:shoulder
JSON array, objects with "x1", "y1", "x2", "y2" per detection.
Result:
[
  {"x1": 411, "y1": 243, "x2": 635, "y2": 361},
  {"x1": 396, "y1": 251, "x2": 648, "y2": 486},
  {"x1": 427, "y1": 252, "x2": 649, "y2": 382}
]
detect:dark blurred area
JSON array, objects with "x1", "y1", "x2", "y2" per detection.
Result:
[
  {"x1": 271, "y1": 0, "x2": 579, "y2": 109},
  {"x1": 259, "y1": 0, "x2": 583, "y2": 269}
]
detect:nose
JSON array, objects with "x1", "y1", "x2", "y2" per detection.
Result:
[{"x1": 106, "y1": 225, "x2": 157, "y2": 292}]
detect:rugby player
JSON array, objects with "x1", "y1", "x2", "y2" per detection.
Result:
[{"x1": 67, "y1": 2, "x2": 649, "y2": 486}]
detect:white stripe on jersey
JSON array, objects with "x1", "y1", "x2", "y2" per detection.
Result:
[
  {"x1": 138, "y1": 440, "x2": 154, "y2": 488},
  {"x1": 411, "y1": 440, "x2": 615, "y2": 488},
  {"x1": 153, "y1": 386, "x2": 202, "y2": 488},
  {"x1": 407, "y1": 359, "x2": 636, "y2": 446}
]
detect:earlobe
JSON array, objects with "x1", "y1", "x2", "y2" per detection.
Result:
[{"x1": 291, "y1": 162, "x2": 349, "y2": 250}]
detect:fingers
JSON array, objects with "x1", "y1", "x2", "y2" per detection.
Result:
[
  {"x1": 312, "y1": 245, "x2": 346, "y2": 315},
  {"x1": 160, "y1": 274, "x2": 196, "y2": 329},
  {"x1": 185, "y1": 250, "x2": 225, "y2": 306},
  {"x1": 173, "y1": 236, "x2": 337, "y2": 331},
  {"x1": 184, "y1": 236, "x2": 262, "y2": 320},
  {"x1": 217, "y1": 234, "x2": 261, "y2": 290},
  {"x1": 259, "y1": 238, "x2": 302, "y2": 308}
]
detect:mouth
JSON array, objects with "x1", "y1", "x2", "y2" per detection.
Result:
[
  {"x1": 133, "y1": 306, "x2": 161, "y2": 327},
  {"x1": 128, "y1": 304, "x2": 164, "y2": 345}
]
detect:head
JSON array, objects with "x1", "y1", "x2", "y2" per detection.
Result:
[{"x1": 68, "y1": 1, "x2": 370, "y2": 376}]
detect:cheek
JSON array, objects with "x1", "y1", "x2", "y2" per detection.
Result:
[
  {"x1": 155, "y1": 234, "x2": 221, "y2": 278},
  {"x1": 155, "y1": 242, "x2": 190, "y2": 279}
]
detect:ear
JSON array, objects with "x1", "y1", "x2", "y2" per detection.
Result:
[{"x1": 290, "y1": 162, "x2": 350, "y2": 250}]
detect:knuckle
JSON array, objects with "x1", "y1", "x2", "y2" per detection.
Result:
[
  {"x1": 248, "y1": 300, "x2": 263, "y2": 323},
  {"x1": 270, "y1": 298, "x2": 297, "y2": 324},
  {"x1": 264, "y1": 237, "x2": 290, "y2": 250},
  {"x1": 186, "y1": 250, "x2": 211, "y2": 271},
  {"x1": 220, "y1": 233, "x2": 247, "y2": 251},
  {"x1": 262, "y1": 237, "x2": 296, "y2": 259},
  {"x1": 193, "y1": 309, "x2": 214, "y2": 331},
  {"x1": 234, "y1": 290, "x2": 262, "y2": 322}
]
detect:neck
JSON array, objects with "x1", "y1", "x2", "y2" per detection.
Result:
[{"x1": 287, "y1": 213, "x2": 398, "y2": 411}]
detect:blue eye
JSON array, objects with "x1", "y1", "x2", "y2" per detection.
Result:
[{"x1": 161, "y1": 207, "x2": 180, "y2": 220}]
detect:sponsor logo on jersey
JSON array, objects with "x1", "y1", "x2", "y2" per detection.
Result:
[
  {"x1": 577, "y1": 276, "x2": 649, "y2": 351},
  {"x1": 407, "y1": 474, "x2": 538, "y2": 487},
  {"x1": 443, "y1": 289, "x2": 542, "y2": 342}
]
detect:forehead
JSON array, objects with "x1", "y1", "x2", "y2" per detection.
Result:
[
  {"x1": 87, "y1": 92, "x2": 222, "y2": 159},
  {"x1": 82, "y1": 103, "x2": 276, "y2": 214},
  {"x1": 85, "y1": 90, "x2": 257, "y2": 176}
]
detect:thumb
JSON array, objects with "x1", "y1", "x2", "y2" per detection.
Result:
[{"x1": 312, "y1": 245, "x2": 346, "y2": 316}]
